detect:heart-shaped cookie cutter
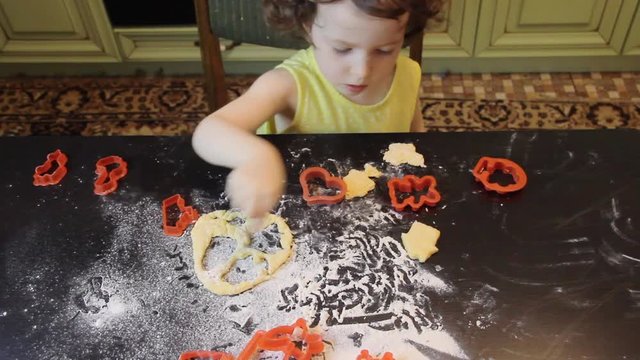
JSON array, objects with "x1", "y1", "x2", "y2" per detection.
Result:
[
  {"x1": 93, "y1": 155, "x2": 128, "y2": 195},
  {"x1": 387, "y1": 175, "x2": 441, "y2": 211},
  {"x1": 299, "y1": 167, "x2": 346, "y2": 205},
  {"x1": 162, "y1": 194, "x2": 200, "y2": 237},
  {"x1": 33, "y1": 149, "x2": 68, "y2": 186},
  {"x1": 472, "y1": 156, "x2": 527, "y2": 194}
]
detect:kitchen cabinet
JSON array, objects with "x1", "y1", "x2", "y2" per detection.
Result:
[
  {"x1": 475, "y1": 0, "x2": 637, "y2": 57},
  {"x1": 0, "y1": 0, "x2": 120, "y2": 62},
  {"x1": 624, "y1": 1, "x2": 640, "y2": 54},
  {"x1": 418, "y1": 0, "x2": 480, "y2": 58},
  {"x1": 0, "y1": 0, "x2": 638, "y2": 73},
  {"x1": 114, "y1": 27, "x2": 199, "y2": 61}
]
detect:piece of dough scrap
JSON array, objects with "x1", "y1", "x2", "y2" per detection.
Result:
[
  {"x1": 383, "y1": 143, "x2": 426, "y2": 167},
  {"x1": 401, "y1": 221, "x2": 440, "y2": 262},
  {"x1": 344, "y1": 164, "x2": 382, "y2": 199},
  {"x1": 191, "y1": 210, "x2": 294, "y2": 295}
]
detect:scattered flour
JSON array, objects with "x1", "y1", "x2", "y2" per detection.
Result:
[
  {"x1": 7, "y1": 144, "x2": 479, "y2": 359},
  {"x1": 20, "y1": 190, "x2": 470, "y2": 359}
]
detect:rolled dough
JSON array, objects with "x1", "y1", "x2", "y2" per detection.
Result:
[{"x1": 191, "y1": 210, "x2": 294, "y2": 295}]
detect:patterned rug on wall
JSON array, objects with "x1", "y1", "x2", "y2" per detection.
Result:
[{"x1": 0, "y1": 75, "x2": 638, "y2": 136}]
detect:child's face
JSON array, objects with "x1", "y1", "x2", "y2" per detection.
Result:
[{"x1": 309, "y1": 1, "x2": 409, "y2": 105}]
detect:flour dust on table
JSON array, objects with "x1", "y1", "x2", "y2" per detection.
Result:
[
  {"x1": 10, "y1": 146, "x2": 477, "y2": 359},
  {"x1": 44, "y1": 195, "x2": 461, "y2": 358},
  {"x1": 18, "y1": 194, "x2": 248, "y2": 359},
  {"x1": 266, "y1": 193, "x2": 466, "y2": 359}
]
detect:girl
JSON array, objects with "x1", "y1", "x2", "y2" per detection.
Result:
[{"x1": 192, "y1": 0, "x2": 443, "y2": 225}]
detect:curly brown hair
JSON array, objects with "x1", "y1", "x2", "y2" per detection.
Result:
[{"x1": 262, "y1": 0, "x2": 444, "y2": 45}]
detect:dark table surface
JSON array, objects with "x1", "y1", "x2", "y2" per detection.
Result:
[{"x1": 0, "y1": 131, "x2": 639, "y2": 359}]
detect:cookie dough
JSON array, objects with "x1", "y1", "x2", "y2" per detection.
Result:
[
  {"x1": 344, "y1": 164, "x2": 382, "y2": 199},
  {"x1": 401, "y1": 221, "x2": 440, "y2": 262},
  {"x1": 191, "y1": 210, "x2": 294, "y2": 295},
  {"x1": 383, "y1": 143, "x2": 426, "y2": 167}
]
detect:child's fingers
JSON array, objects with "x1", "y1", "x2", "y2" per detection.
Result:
[
  {"x1": 246, "y1": 217, "x2": 265, "y2": 233},
  {"x1": 226, "y1": 182, "x2": 268, "y2": 219},
  {"x1": 225, "y1": 165, "x2": 283, "y2": 222},
  {"x1": 242, "y1": 195, "x2": 272, "y2": 220}
]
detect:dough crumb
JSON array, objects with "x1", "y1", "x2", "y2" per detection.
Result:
[
  {"x1": 401, "y1": 221, "x2": 440, "y2": 262},
  {"x1": 383, "y1": 143, "x2": 426, "y2": 167},
  {"x1": 344, "y1": 164, "x2": 382, "y2": 199}
]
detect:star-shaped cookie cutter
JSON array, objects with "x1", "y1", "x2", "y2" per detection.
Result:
[
  {"x1": 299, "y1": 166, "x2": 347, "y2": 205},
  {"x1": 93, "y1": 155, "x2": 128, "y2": 195},
  {"x1": 387, "y1": 175, "x2": 441, "y2": 211},
  {"x1": 33, "y1": 149, "x2": 68, "y2": 186},
  {"x1": 472, "y1": 156, "x2": 527, "y2": 194},
  {"x1": 162, "y1": 194, "x2": 200, "y2": 237}
]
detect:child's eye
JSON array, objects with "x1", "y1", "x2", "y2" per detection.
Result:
[
  {"x1": 376, "y1": 48, "x2": 393, "y2": 55},
  {"x1": 333, "y1": 48, "x2": 351, "y2": 54}
]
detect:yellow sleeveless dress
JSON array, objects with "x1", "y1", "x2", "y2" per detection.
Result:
[{"x1": 258, "y1": 47, "x2": 421, "y2": 134}]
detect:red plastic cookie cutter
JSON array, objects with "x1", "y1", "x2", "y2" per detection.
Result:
[
  {"x1": 236, "y1": 318, "x2": 324, "y2": 360},
  {"x1": 357, "y1": 350, "x2": 396, "y2": 360},
  {"x1": 33, "y1": 149, "x2": 68, "y2": 186},
  {"x1": 299, "y1": 167, "x2": 347, "y2": 205},
  {"x1": 162, "y1": 194, "x2": 200, "y2": 237},
  {"x1": 93, "y1": 155, "x2": 128, "y2": 195},
  {"x1": 387, "y1": 175, "x2": 441, "y2": 211},
  {"x1": 178, "y1": 351, "x2": 234, "y2": 360},
  {"x1": 472, "y1": 156, "x2": 527, "y2": 194}
]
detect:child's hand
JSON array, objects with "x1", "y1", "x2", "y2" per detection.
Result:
[{"x1": 225, "y1": 151, "x2": 286, "y2": 225}]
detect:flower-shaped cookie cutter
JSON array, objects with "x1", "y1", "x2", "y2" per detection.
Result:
[
  {"x1": 472, "y1": 156, "x2": 527, "y2": 194},
  {"x1": 237, "y1": 318, "x2": 324, "y2": 360},
  {"x1": 387, "y1": 175, "x2": 441, "y2": 211},
  {"x1": 93, "y1": 155, "x2": 128, "y2": 195},
  {"x1": 357, "y1": 350, "x2": 396, "y2": 360},
  {"x1": 178, "y1": 351, "x2": 234, "y2": 360},
  {"x1": 162, "y1": 194, "x2": 200, "y2": 237},
  {"x1": 299, "y1": 166, "x2": 346, "y2": 205},
  {"x1": 33, "y1": 149, "x2": 68, "y2": 186}
]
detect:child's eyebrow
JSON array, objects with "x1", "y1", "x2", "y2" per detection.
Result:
[
  {"x1": 332, "y1": 39, "x2": 356, "y2": 47},
  {"x1": 331, "y1": 39, "x2": 402, "y2": 48}
]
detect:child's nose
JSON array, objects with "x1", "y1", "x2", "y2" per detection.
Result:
[{"x1": 350, "y1": 55, "x2": 372, "y2": 82}]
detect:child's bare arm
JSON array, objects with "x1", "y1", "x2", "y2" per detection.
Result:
[{"x1": 192, "y1": 69, "x2": 295, "y2": 220}]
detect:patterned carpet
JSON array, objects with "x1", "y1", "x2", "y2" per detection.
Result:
[{"x1": 0, "y1": 74, "x2": 638, "y2": 136}]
